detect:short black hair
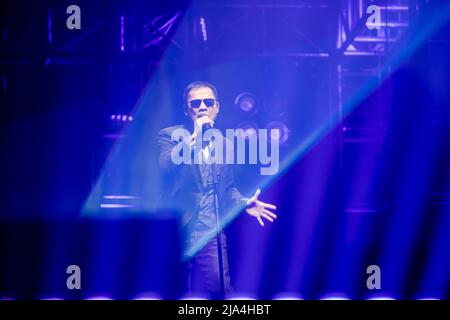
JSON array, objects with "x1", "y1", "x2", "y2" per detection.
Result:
[{"x1": 183, "y1": 81, "x2": 219, "y2": 106}]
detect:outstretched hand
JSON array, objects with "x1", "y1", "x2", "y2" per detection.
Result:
[{"x1": 245, "y1": 189, "x2": 278, "y2": 227}]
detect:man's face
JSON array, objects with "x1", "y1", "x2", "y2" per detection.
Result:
[{"x1": 186, "y1": 86, "x2": 219, "y2": 123}]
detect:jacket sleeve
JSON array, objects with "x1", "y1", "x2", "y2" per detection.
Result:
[
  {"x1": 220, "y1": 137, "x2": 249, "y2": 211},
  {"x1": 156, "y1": 128, "x2": 178, "y2": 173},
  {"x1": 157, "y1": 127, "x2": 196, "y2": 173},
  {"x1": 224, "y1": 166, "x2": 249, "y2": 211}
]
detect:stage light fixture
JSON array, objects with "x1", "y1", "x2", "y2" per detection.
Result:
[
  {"x1": 110, "y1": 114, "x2": 134, "y2": 123},
  {"x1": 235, "y1": 92, "x2": 259, "y2": 114},
  {"x1": 199, "y1": 16, "x2": 208, "y2": 42},
  {"x1": 266, "y1": 120, "x2": 289, "y2": 145}
]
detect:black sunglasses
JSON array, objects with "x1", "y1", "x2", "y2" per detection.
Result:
[{"x1": 188, "y1": 98, "x2": 216, "y2": 108}]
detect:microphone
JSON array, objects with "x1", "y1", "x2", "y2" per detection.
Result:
[
  {"x1": 199, "y1": 115, "x2": 213, "y2": 130},
  {"x1": 201, "y1": 122, "x2": 213, "y2": 149}
]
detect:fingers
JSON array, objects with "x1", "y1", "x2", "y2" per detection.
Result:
[
  {"x1": 248, "y1": 189, "x2": 261, "y2": 204},
  {"x1": 257, "y1": 216, "x2": 264, "y2": 227},
  {"x1": 263, "y1": 209, "x2": 277, "y2": 219},
  {"x1": 196, "y1": 116, "x2": 214, "y2": 128},
  {"x1": 259, "y1": 201, "x2": 277, "y2": 210},
  {"x1": 261, "y1": 212, "x2": 274, "y2": 222}
]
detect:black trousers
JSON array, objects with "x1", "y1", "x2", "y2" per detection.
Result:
[{"x1": 185, "y1": 230, "x2": 233, "y2": 299}]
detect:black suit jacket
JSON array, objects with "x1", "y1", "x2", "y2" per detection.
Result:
[{"x1": 156, "y1": 124, "x2": 245, "y2": 230}]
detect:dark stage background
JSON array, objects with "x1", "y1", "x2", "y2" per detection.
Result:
[{"x1": 0, "y1": 0, "x2": 449, "y2": 299}]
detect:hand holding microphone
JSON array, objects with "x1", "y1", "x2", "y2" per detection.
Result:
[
  {"x1": 190, "y1": 115, "x2": 214, "y2": 146},
  {"x1": 195, "y1": 115, "x2": 214, "y2": 130}
]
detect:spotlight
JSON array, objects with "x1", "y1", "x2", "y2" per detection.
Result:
[
  {"x1": 320, "y1": 293, "x2": 350, "y2": 300},
  {"x1": 180, "y1": 294, "x2": 209, "y2": 300},
  {"x1": 366, "y1": 296, "x2": 397, "y2": 300},
  {"x1": 133, "y1": 292, "x2": 162, "y2": 300},
  {"x1": 199, "y1": 17, "x2": 207, "y2": 42},
  {"x1": 235, "y1": 92, "x2": 259, "y2": 114},
  {"x1": 226, "y1": 295, "x2": 257, "y2": 300},
  {"x1": 100, "y1": 204, "x2": 135, "y2": 209},
  {"x1": 266, "y1": 120, "x2": 289, "y2": 145},
  {"x1": 120, "y1": 15, "x2": 125, "y2": 52},
  {"x1": 273, "y1": 292, "x2": 304, "y2": 300},
  {"x1": 103, "y1": 195, "x2": 141, "y2": 200},
  {"x1": 85, "y1": 296, "x2": 113, "y2": 300},
  {"x1": 109, "y1": 114, "x2": 134, "y2": 123}
]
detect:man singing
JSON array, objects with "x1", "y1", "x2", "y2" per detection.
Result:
[{"x1": 157, "y1": 81, "x2": 277, "y2": 299}]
